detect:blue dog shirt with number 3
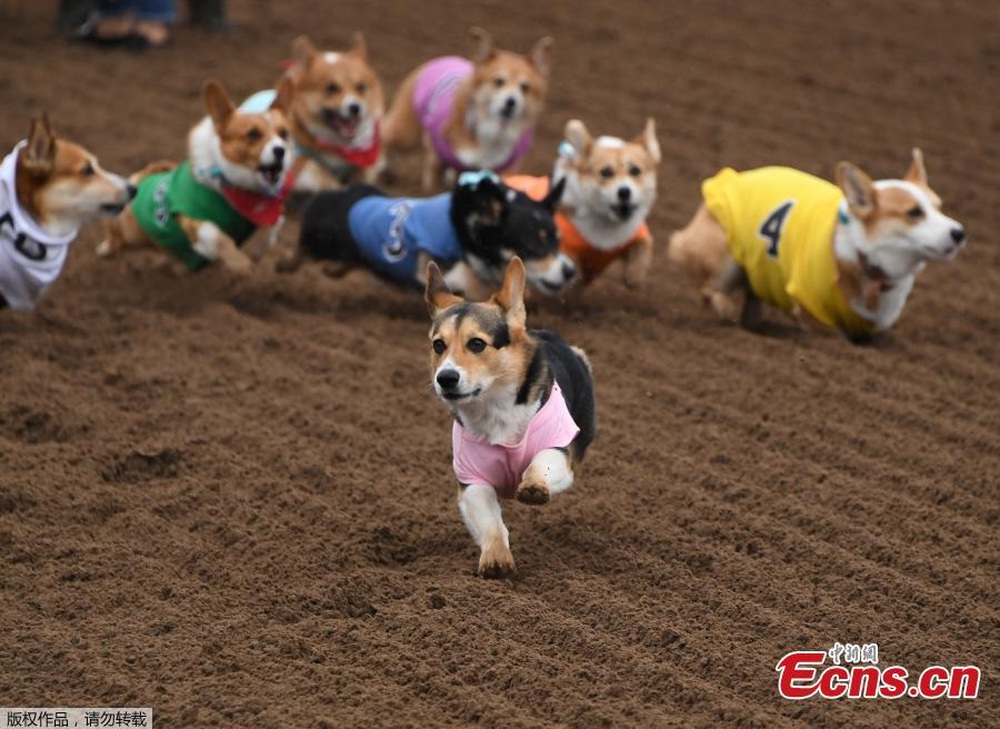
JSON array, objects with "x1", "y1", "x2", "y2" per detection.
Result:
[{"x1": 347, "y1": 193, "x2": 463, "y2": 282}]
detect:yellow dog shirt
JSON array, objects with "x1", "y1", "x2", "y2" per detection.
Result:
[{"x1": 703, "y1": 166, "x2": 875, "y2": 336}]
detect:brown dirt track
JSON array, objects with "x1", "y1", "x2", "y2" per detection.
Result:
[{"x1": 1, "y1": 1, "x2": 999, "y2": 727}]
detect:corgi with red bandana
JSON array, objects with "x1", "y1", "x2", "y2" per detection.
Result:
[
  {"x1": 0, "y1": 115, "x2": 133, "y2": 310},
  {"x1": 243, "y1": 34, "x2": 386, "y2": 192},
  {"x1": 668, "y1": 150, "x2": 967, "y2": 341},
  {"x1": 426, "y1": 257, "x2": 597, "y2": 578},
  {"x1": 99, "y1": 78, "x2": 295, "y2": 274},
  {"x1": 383, "y1": 27, "x2": 553, "y2": 190}
]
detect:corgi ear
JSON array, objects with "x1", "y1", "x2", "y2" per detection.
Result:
[
  {"x1": 836, "y1": 161, "x2": 877, "y2": 219},
  {"x1": 291, "y1": 35, "x2": 317, "y2": 68},
  {"x1": 636, "y1": 117, "x2": 661, "y2": 164},
  {"x1": 425, "y1": 262, "x2": 464, "y2": 317},
  {"x1": 529, "y1": 36, "x2": 554, "y2": 78},
  {"x1": 543, "y1": 176, "x2": 566, "y2": 212},
  {"x1": 904, "y1": 147, "x2": 931, "y2": 189},
  {"x1": 493, "y1": 257, "x2": 527, "y2": 337},
  {"x1": 270, "y1": 75, "x2": 294, "y2": 114},
  {"x1": 203, "y1": 79, "x2": 235, "y2": 130},
  {"x1": 469, "y1": 27, "x2": 496, "y2": 64},
  {"x1": 564, "y1": 119, "x2": 593, "y2": 158},
  {"x1": 23, "y1": 113, "x2": 56, "y2": 177},
  {"x1": 351, "y1": 31, "x2": 368, "y2": 61}
]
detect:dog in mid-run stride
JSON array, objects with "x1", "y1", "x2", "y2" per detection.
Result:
[
  {"x1": 286, "y1": 170, "x2": 576, "y2": 298},
  {"x1": 425, "y1": 257, "x2": 597, "y2": 577},
  {"x1": 0, "y1": 114, "x2": 133, "y2": 310},
  {"x1": 668, "y1": 150, "x2": 967, "y2": 341}
]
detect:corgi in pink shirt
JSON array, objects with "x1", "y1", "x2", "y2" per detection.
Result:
[{"x1": 426, "y1": 257, "x2": 597, "y2": 578}]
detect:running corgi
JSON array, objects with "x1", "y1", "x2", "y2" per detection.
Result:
[
  {"x1": 0, "y1": 115, "x2": 133, "y2": 310},
  {"x1": 425, "y1": 257, "x2": 597, "y2": 577},
  {"x1": 383, "y1": 27, "x2": 553, "y2": 190},
  {"x1": 668, "y1": 151, "x2": 967, "y2": 341},
  {"x1": 99, "y1": 78, "x2": 295, "y2": 274},
  {"x1": 242, "y1": 34, "x2": 386, "y2": 191},
  {"x1": 506, "y1": 117, "x2": 660, "y2": 287}
]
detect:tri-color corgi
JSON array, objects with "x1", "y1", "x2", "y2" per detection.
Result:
[
  {"x1": 425, "y1": 257, "x2": 597, "y2": 578},
  {"x1": 99, "y1": 78, "x2": 295, "y2": 274},
  {"x1": 383, "y1": 27, "x2": 553, "y2": 190},
  {"x1": 668, "y1": 150, "x2": 967, "y2": 341},
  {"x1": 507, "y1": 117, "x2": 660, "y2": 288},
  {"x1": 242, "y1": 34, "x2": 386, "y2": 191},
  {"x1": 0, "y1": 115, "x2": 133, "y2": 310},
  {"x1": 288, "y1": 170, "x2": 576, "y2": 298}
]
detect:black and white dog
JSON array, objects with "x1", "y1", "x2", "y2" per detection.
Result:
[
  {"x1": 425, "y1": 257, "x2": 597, "y2": 577},
  {"x1": 282, "y1": 170, "x2": 576, "y2": 297}
]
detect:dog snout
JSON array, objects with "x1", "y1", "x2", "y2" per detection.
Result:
[
  {"x1": 562, "y1": 258, "x2": 577, "y2": 281},
  {"x1": 272, "y1": 145, "x2": 286, "y2": 162},
  {"x1": 346, "y1": 101, "x2": 362, "y2": 118},
  {"x1": 950, "y1": 226, "x2": 967, "y2": 245},
  {"x1": 126, "y1": 183, "x2": 138, "y2": 201},
  {"x1": 436, "y1": 369, "x2": 461, "y2": 391},
  {"x1": 617, "y1": 186, "x2": 632, "y2": 202}
]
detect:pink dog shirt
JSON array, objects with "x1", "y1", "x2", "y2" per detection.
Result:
[
  {"x1": 413, "y1": 56, "x2": 534, "y2": 172},
  {"x1": 452, "y1": 381, "x2": 580, "y2": 498}
]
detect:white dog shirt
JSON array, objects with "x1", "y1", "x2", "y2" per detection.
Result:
[{"x1": 0, "y1": 143, "x2": 75, "y2": 310}]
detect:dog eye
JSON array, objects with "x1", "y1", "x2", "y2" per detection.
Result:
[
  {"x1": 432, "y1": 338, "x2": 447, "y2": 355},
  {"x1": 628, "y1": 165, "x2": 642, "y2": 177},
  {"x1": 492, "y1": 77, "x2": 505, "y2": 88},
  {"x1": 325, "y1": 82, "x2": 341, "y2": 96},
  {"x1": 247, "y1": 127, "x2": 262, "y2": 142},
  {"x1": 80, "y1": 162, "x2": 95, "y2": 177},
  {"x1": 906, "y1": 205, "x2": 924, "y2": 219},
  {"x1": 467, "y1": 337, "x2": 487, "y2": 354},
  {"x1": 520, "y1": 82, "x2": 531, "y2": 93},
  {"x1": 599, "y1": 166, "x2": 614, "y2": 179},
  {"x1": 278, "y1": 128, "x2": 289, "y2": 140},
  {"x1": 356, "y1": 82, "x2": 368, "y2": 94}
]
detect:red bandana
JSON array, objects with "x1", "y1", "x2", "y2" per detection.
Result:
[
  {"x1": 308, "y1": 122, "x2": 382, "y2": 169},
  {"x1": 220, "y1": 173, "x2": 295, "y2": 227}
]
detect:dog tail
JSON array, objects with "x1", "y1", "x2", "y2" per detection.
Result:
[{"x1": 128, "y1": 160, "x2": 178, "y2": 185}]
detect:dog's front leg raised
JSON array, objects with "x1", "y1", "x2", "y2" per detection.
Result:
[
  {"x1": 177, "y1": 215, "x2": 252, "y2": 274},
  {"x1": 458, "y1": 483, "x2": 515, "y2": 578},
  {"x1": 515, "y1": 447, "x2": 575, "y2": 506}
]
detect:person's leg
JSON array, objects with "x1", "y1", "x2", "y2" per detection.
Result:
[
  {"x1": 131, "y1": 0, "x2": 175, "y2": 46},
  {"x1": 89, "y1": 0, "x2": 134, "y2": 40}
]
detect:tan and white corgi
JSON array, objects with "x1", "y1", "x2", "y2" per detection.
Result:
[
  {"x1": 668, "y1": 150, "x2": 967, "y2": 341},
  {"x1": 506, "y1": 117, "x2": 660, "y2": 287},
  {"x1": 0, "y1": 115, "x2": 133, "y2": 310},
  {"x1": 425, "y1": 257, "x2": 597, "y2": 578},
  {"x1": 99, "y1": 78, "x2": 295, "y2": 274},
  {"x1": 242, "y1": 34, "x2": 386, "y2": 192},
  {"x1": 383, "y1": 27, "x2": 553, "y2": 190}
]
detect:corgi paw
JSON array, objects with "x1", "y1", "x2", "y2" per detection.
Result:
[
  {"x1": 478, "y1": 545, "x2": 516, "y2": 579},
  {"x1": 515, "y1": 478, "x2": 551, "y2": 506},
  {"x1": 223, "y1": 255, "x2": 253, "y2": 276},
  {"x1": 706, "y1": 290, "x2": 741, "y2": 323}
]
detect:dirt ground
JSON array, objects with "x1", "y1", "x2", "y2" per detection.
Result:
[{"x1": 1, "y1": 1, "x2": 998, "y2": 726}]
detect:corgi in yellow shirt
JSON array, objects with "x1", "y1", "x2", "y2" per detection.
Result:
[{"x1": 669, "y1": 151, "x2": 967, "y2": 341}]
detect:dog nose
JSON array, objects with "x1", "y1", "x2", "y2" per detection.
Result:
[
  {"x1": 950, "y1": 227, "x2": 966, "y2": 244},
  {"x1": 436, "y1": 369, "x2": 460, "y2": 390},
  {"x1": 617, "y1": 186, "x2": 632, "y2": 202},
  {"x1": 503, "y1": 97, "x2": 517, "y2": 111},
  {"x1": 562, "y1": 259, "x2": 577, "y2": 280},
  {"x1": 273, "y1": 146, "x2": 285, "y2": 161},
  {"x1": 126, "y1": 183, "x2": 137, "y2": 201},
  {"x1": 347, "y1": 101, "x2": 362, "y2": 117}
]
